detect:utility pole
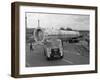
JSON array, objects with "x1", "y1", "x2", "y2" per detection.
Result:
[
  {"x1": 38, "y1": 19, "x2": 40, "y2": 28},
  {"x1": 25, "y1": 13, "x2": 27, "y2": 28}
]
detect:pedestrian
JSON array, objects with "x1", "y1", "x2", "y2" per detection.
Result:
[{"x1": 30, "y1": 42, "x2": 33, "y2": 51}]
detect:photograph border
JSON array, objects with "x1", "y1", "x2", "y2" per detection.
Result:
[{"x1": 11, "y1": 2, "x2": 98, "y2": 78}]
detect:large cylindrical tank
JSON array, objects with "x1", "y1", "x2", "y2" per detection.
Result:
[{"x1": 34, "y1": 28, "x2": 45, "y2": 43}]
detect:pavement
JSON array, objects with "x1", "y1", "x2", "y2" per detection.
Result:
[{"x1": 26, "y1": 41, "x2": 89, "y2": 67}]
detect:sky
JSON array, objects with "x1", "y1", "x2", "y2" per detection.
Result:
[{"x1": 26, "y1": 12, "x2": 90, "y2": 30}]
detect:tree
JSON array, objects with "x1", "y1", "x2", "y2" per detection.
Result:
[
  {"x1": 66, "y1": 27, "x2": 72, "y2": 31},
  {"x1": 60, "y1": 27, "x2": 65, "y2": 30}
]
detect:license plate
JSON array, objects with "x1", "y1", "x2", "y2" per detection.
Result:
[
  {"x1": 54, "y1": 55, "x2": 59, "y2": 57},
  {"x1": 54, "y1": 49, "x2": 58, "y2": 51}
]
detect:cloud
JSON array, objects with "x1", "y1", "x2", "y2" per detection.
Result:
[{"x1": 26, "y1": 13, "x2": 90, "y2": 30}]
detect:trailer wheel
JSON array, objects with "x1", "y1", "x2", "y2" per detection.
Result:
[
  {"x1": 69, "y1": 40, "x2": 72, "y2": 43},
  {"x1": 60, "y1": 54, "x2": 64, "y2": 59}
]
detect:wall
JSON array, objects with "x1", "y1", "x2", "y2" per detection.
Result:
[{"x1": 0, "y1": 0, "x2": 99, "y2": 80}]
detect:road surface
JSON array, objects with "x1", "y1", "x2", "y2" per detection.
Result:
[{"x1": 26, "y1": 41, "x2": 89, "y2": 67}]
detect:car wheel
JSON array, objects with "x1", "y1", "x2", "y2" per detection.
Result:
[
  {"x1": 47, "y1": 57, "x2": 51, "y2": 60},
  {"x1": 60, "y1": 55, "x2": 64, "y2": 59}
]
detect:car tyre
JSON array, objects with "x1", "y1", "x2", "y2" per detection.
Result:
[
  {"x1": 60, "y1": 56, "x2": 63, "y2": 59},
  {"x1": 47, "y1": 57, "x2": 51, "y2": 60}
]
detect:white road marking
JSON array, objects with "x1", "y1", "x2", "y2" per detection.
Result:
[
  {"x1": 63, "y1": 50, "x2": 80, "y2": 56},
  {"x1": 62, "y1": 58, "x2": 73, "y2": 64}
]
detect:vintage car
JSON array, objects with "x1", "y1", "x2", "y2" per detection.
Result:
[{"x1": 43, "y1": 38, "x2": 63, "y2": 60}]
